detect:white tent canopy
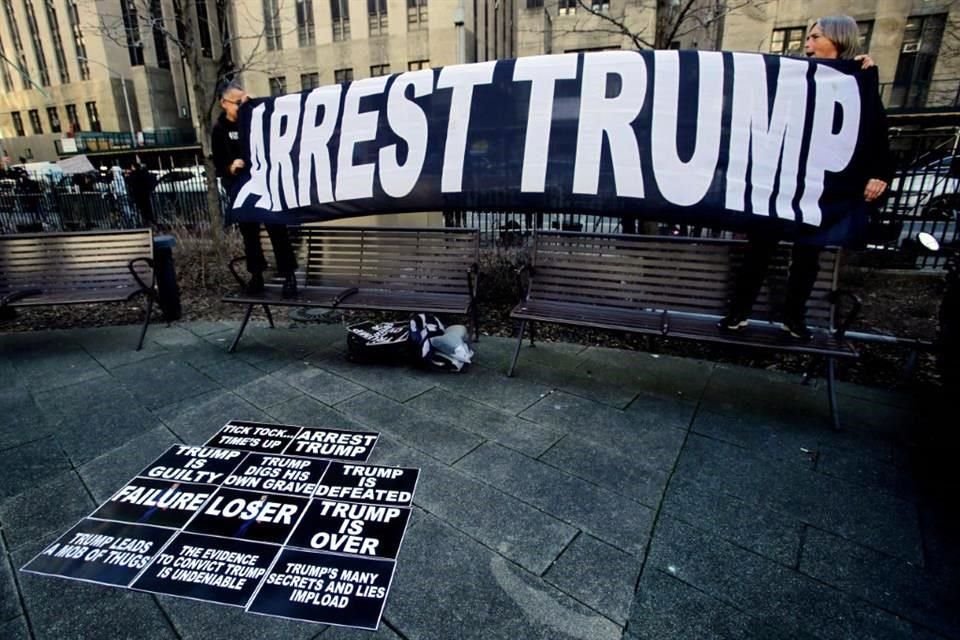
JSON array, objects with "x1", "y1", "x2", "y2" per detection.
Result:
[{"x1": 56, "y1": 154, "x2": 96, "y2": 175}]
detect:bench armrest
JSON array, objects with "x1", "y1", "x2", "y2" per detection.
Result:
[
  {"x1": 514, "y1": 263, "x2": 533, "y2": 302},
  {"x1": 128, "y1": 257, "x2": 157, "y2": 296},
  {"x1": 1, "y1": 288, "x2": 43, "y2": 306},
  {"x1": 827, "y1": 289, "x2": 862, "y2": 339}
]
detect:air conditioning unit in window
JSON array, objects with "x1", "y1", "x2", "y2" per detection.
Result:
[{"x1": 902, "y1": 42, "x2": 920, "y2": 53}]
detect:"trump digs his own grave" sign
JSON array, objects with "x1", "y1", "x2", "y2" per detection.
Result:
[{"x1": 21, "y1": 420, "x2": 419, "y2": 631}]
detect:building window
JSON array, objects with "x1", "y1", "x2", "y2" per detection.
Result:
[
  {"x1": 46, "y1": 106, "x2": 61, "y2": 133},
  {"x1": 407, "y1": 0, "x2": 427, "y2": 29},
  {"x1": 28, "y1": 109, "x2": 42, "y2": 134},
  {"x1": 591, "y1": 1, "x2": 609, "y2": 11},
  {"x1": 44, "y1": 0, "x2": 70, "y2": 83},
  {"x1": 85, "y1": 101, "x2": 100, "y2": 132},
  {"x1": 195, "y1": 0, "x2": 213, "y2": 57},
  {"x1": 269, "y1": 76, "x2": 287, "y2": 96},
  {"x1": 891, "y1": 14, "x2": 947, "y2": 109},
  {"x1": 558, "y1": 0, "x2": 576, "y2": 16},
  {"x1": 0, "y1": 35, "x2": 13, "y2": 91},
  {"x1": 370, "y1": 63, "x2": 390, "y2": 76},
  {"x1": 3, "y1": 0, "x2": 31, "y2": 90},
  {"x1": 300, "y1": 72, "x2": 319, "y2": 90},
  {"x1": 770, "y1": 26, "x2": 805, "y2": 56},
  {"x1": 334, "y1": 68, "x2": 353, "y2": 84},
  {"x1": 368, "y1": 0, "x2": 387, "y2": 36},
  {"x1": 12, "y1": 112, "x2": 24, "y2": 136},
  {"x1": 526, "y1": 0, "x2": 543, "y2": 8},
  {"x1": 151, "y1": 0, "x2": 170, "y2": 68},
  {"x1": 264, "y1": 0, "x2": 282, "y2": 50},
  {"x1": 407, "y1": 59, "x2": 429, "y2": 71},
  {"x1": 24, "y1": 1, "x2": 50, "y2": 86},
  {"x1": 857, "y1": 20, "x2": 873, "y2": 52},
  {"x1": 65, "y1": 103, "x2": 80, "y2": 132},
  {"x1": 68, "y1": 1, "x2": 90, "y2": 80},
  {"x1": 331, "y1": 0, "x2": 350, "y2": 41},
  {"x1": 296, "y1": 0, "x2": 315, "y2": 47},
  {"x1": 121, "y1": 0, "x2": 144, "y2": 65}
]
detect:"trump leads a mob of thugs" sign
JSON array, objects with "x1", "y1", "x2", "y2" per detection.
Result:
[
  {"x1": 21, "y1": 420, "x2": 419, "y2": 631},
  {"x1": 227, "y1": 50, "x2": 887, "y2": 243}
]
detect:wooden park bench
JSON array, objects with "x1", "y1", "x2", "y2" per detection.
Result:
[
  {"x1": 508, "y1": 231, "x2": 861, "y2": 430},
  {"x1": 0, "y1": 228, "x2": 157, "y2": 350},
  {"x1": 223, "y1": 225, "x2": 480, "y2": 352}
]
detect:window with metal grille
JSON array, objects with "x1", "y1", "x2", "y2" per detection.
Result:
[
  {"x1": 3, "y1": 0, "x2": 32, "y2": 90},
  {"x1": 297, "y1": 0, "x2": 315, "y2": 47},
  {"x1": 370, "y1": 63, "x2": 389, "y2": 76},
  {"x1": 769, "y1": 26, "x2": 805, "y2": 56},
  {"x1": 24, "y1": 0, "x2": 50, "y2": 85},
  {"x1": 44, "y1": 0, "x2": 70, "y2": 83},
  {"x1": 407, "y1": 59, "x2": 429, "y2": 71},
  {"x1": 12, "y1": 112, "x2": 25, "y2": 136},
  {"x1": 68, "y1": 1, "x2": 90, "y2": 80},
  {"x1": 368, "y1": 0, "x2": 387, "y2": 36},
  {"x1": 269, "y1": 76, "x2": 287, "y2": 96},
  {"x1": 28, "y1": 109, "x2": 42, "y2": 134},
  {"x1": 46, "y1": 106, "x2": 61, "y2": 133},
  {"x1": 558, "y1": 0, "x2": 576, "y2": 16},
  {"x1": 85, "y1": 101, "x2": 100, "y2": 132},
  {"x1": 331, "y1": 0, "x2": 350, "y2": 41},
  {"x1": 264, "y1": 0, "x2": 282, "y2": 50},
  {"x1": 334, "y1": 68, "x2": 353, "y2": 84},
  {"x1": 196, "y1": 0, "x2": 213, "y2": 57},
  {"x1": 407, "y1": 0, "x2": 426, "y2": 29},
  {"x1": 65, "y1": 103, "x2": 80, "y2": 132},
  {"x1": 0, "y1": 35, "x2": 14, "y2": 91},
  {"x1": 120, "y1": 0, "x2": 144, "y2": 65},
  {"x1": 300, "y1": 72, "x2": 319, "y2": 90}
]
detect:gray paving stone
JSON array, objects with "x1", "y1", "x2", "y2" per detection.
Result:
[
  {"x1": 14, "y1": 537, "x2": 175, "y2": 640},
  {"x1": 456, "y1": 443, "x2": 654, "y2": 555},
  {"x1": 160, "y1": 339, "x2": 236, "y2": 369},
  {"x1": 272, "y1": 362, "x2": 367, "y2": 405},
  {"x1": 0, "y1": 471, "x2": 94, "y2": 550},
  {"x1": 157, "y1": 594, "x2": 322, "y2": 640},
  {"x1": 0, "y1": 387, "x2": 51, "y2": 450},
  {"x1": 374, "y1": 444, "x2": 576, "y2": 574},
  {"x1": 153, "y1": 389, "x2": 271, "y2": 444},
  {"x1": 0, "y1": 437, "x2": 72, "y2": 500},
  {"x1": 540, "y1": 433, "x2": 672, "y2": 507},
  {"x1": 627, "y1": 568, "x2": 813, "y2": 640},
  {"x1": 815, "y1": 442, "x2": 917, "y2": 498},
  {"x1": 110, "y1": 357, "x2": 220, "y2": 410},
  {"x1": 545, "y1": 533, "x2": 643, "y2": 624},
  {"x1": 407, "y1": 387, "x2": 564, "y2": 456},
  {"x1": 316, "y1": 357, "x2": 436, "y2": 403},
  {"x1": 674, "y1": 435, "x2": 924, "y2": 564},
  {"x1": 646, "y1": 516, "x2": 913, "y2": 640},
  {"x1": 146, "y1": 324, "x2": 207, "y2": 348},
  {"x1": 0, "y1": 534, "x2": 22, "y2": 621},
  {"x1": 578, "y1": 348, "x2": 714, "y2": 402},
  {"x1": 625, "y1": 390, "x2": 698, "y2": 428},
  {"x1": 800, "y1": 527, "x2": 960, "y2": 638},
  {"x1": 484, "y1": 337, "x2": 588, "y2": 373},
  {"x1": 0, "y1": 616, "x2": 30, "y2": 640},
  {"x1": 265, "y1": 394, "x2": 370, "y2": 431},
  {"x1": 386, "y1": 514, "x2": 621, "y2": 640},
  {"x1": 837, "y1": 392, "x2": 915, "y2": 436},
  {"x1": 196, "y1": 356, "x2": 268, "y2": 387},
  {"x1": 436, "y1": 363, "x2": 554, "y2": 414},
  {"x1": 662, "y1": 477, "x2": 803, "y2": 566},
  {"x1": 319, "y1": 621, "x2": 403, "y2": 638},
  {"x1": 521, "y1": 391, "x2": 687, "y2": 467},
  {"x1": 77, "y1": 425, "x2": 182, "y2": 502},
  {"x1": 234, "y1": 374, "x2": 304, "y2": 409},
  {"x1": 76, "y1": 325, "x2": 169, "y2": 369},
  {"x1": 337, "y1": 391, "x2": 484, "y2": 464},
  {"x1": 699, "y1": 363, "x2": 830, "y2": 426},
  {"x1": 11, "y1": 343, "x2": 109, "y2": 392}
]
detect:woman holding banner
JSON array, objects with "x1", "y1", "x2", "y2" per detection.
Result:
[{"x1": 720, "y1": 15, "x2": 892, "y2": 340}]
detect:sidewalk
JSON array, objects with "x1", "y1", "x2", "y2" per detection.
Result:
[{"x1": 1, "y1": 320, "x2": 957, "y2": 640}]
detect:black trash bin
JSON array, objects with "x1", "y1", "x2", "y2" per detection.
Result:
[{"x1": 152, "y1": 234, "x2": 181, "y2": 321}]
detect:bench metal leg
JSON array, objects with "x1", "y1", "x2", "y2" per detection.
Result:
[
  {"x1": 230, "y1": 304, "x2": 255, "y2": 353},
  {"x1": 263, "y1": 304, "x2": 274, "y2": 328},
  {"x1": 136, "y1": 294, "x2": 155, "y2": 351},
  {"x1": 529, "y1": 321, "x2": 536, "y2": 347},
  {"x1": 826, "y1": 357, "x2": 841, "y2": 431},
  {"x1": 508, "y1": 321, "x2": 527, "y2": 377},
  {"x1": 471, "y1": 302, "x2": 480, "y2": 342}
]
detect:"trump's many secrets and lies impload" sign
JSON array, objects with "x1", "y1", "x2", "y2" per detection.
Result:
[
  {"x1": 227, "y1": 50, "x2": 887, "y2": 243},
  {"x1": 21, "y1": 420, "x2": 419, "y2": 631}
]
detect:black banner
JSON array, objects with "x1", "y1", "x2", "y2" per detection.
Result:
[{"x1": 228, "y1": 51, "x2": 883, "y2": 243}]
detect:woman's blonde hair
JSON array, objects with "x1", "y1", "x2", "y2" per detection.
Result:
[{"x1": 815, "y1": 15, "x2": 862, "y2": 60}]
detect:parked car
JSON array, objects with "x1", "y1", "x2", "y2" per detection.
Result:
[{"x1": 889, "y1": 154, "x2": 960, "y2": 218}]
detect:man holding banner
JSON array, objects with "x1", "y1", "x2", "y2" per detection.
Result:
[{"x1": 212, "y1": 82, "x2": 298, "y2": 298}]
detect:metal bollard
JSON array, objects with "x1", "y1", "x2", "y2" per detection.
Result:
[{"x1": 152, "y1": 234, "x2": 182, "y2": 321}]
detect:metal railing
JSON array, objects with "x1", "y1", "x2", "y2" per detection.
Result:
[{"x1": 54, "y1": 129, "x2": 198, "y2": 155}]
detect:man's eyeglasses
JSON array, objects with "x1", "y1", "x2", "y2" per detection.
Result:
[{"x1": 222, "y1": 99, "x2": 244, "y2": 106}]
